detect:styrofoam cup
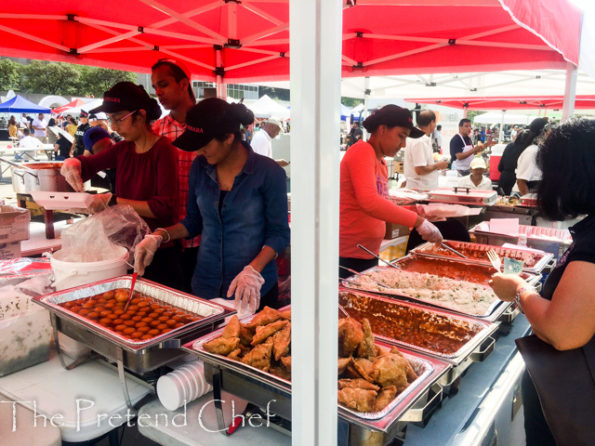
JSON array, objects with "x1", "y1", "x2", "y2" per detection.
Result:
[
  {"x1": 157, "y1": 374, "x2": 186, "y2": 411},
  {"x1": 175, "y1": 368, "x2": 199, "y2": 400}
]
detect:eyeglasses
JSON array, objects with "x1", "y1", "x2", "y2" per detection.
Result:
[{"x1": 108, "y1": 110, "x2": 137, "y2": 125}]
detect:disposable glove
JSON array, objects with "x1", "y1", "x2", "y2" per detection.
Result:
[
  {"x1": 134, "y1": 234, "x2": 162, "y2": 276},
  {"x1": 416, "y1": 219, "x2": 443, "y2": 245},
  {"x1": 87, "y1": 193, "x2": 112, "y2": 214},
  {"x1": 60, "y1": 158, "x2": 84, "y2": 192},
  {"x1": 227, "y1": 265, "x2": 265, "y2": 316}
]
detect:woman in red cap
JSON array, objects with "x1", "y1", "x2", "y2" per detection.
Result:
[
  {"x1": 60, "y1": 81, "x2": 181, "y2": 288},
  {"x1": 340, "y1": 105, "x2": 443, "y2": 277}
]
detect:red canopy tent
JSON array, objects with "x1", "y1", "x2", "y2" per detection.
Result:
[
  {"x1": 0, "y1": 0, "x2": 582, "y2": 85},
  {"x1": 405, "y1": 95, "x2": 595, "y2": 110},
  {"x1": 52, "y1": 98, "x2": 87, "y2": 114}
]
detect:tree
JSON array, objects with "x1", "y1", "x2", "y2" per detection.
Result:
[
  {"x1": 20, "y1": 60, "x2": 81, "y2": 95},
  {"x1": 0, "y1": 58, "x2": 20, "y2": 91},
  {"x1": 80, "y1": 67, "x2": 137, "y2": 97}
]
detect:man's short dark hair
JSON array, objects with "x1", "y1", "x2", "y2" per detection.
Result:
[
  {"x1": 537, "y1": 119, "x2": 595, "y2": 220},
  {"x1": 436, "y1": 124, "x2": 442, "y2": 131},
  {"x1": 459, "y1": 118, "x2": 471, "y2": 127},
  {"x1": 417, "y1": 110, "x2": 436, "y2": 127},
  {"x1": 151, "y1": 60, "x2": 196, "y2": 102},
  {"x1": 23, "y1": 128, "x2": 30, "y2": 136}
]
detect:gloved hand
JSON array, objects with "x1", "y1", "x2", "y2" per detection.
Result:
[
  {"x1": 60, "y1": 158, "x2": 84, "y2": 192},
  {"x1": 134, "y1": 234, "x2": 162, "y2": 276},
  {"x1": 87, "y1": 193, "x2": 112, "y2": 214},
  {"x1": 416, "y1": 219, "x2": 443, "y2": 245},
  {"x1": 227, "y1": 265, "x2": 265, "y2": 316}
]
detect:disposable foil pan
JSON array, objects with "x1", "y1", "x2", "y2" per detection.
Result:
[
  {"x1": 411, "y1": 241, "x2": 554, "y2": 274},
  {"x1": 33, "y1": 275, "x2": 233, "y2": 352},
  {"x1": 339, "y1": 290, "x2": 499, "y2": 365},
  {"x1": 186, "y1": 308, "x2": 450, "y2": 432}
]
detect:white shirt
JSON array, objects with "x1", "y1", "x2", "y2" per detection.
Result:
[
  {"x1": 251, "y1": 129, "x2": 272, "y2": 158},
  {"x1": 19, "y1": 135, "x2": 42, "y2": 149},
  {"x1": 515, "y1": 144, "x2": 542, "y2": 182},
  {"x1": 32, "y1": 118, "x2": 46, "y2": 137},
  {"x1": 457, "y1": 174, "x2": 493, "y2": 190},
  {"x1": 403, "y1": 134, "x2": 438, "y2": 191}
]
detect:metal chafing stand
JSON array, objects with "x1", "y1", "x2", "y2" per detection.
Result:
[{"x1": 33, "y1": 275, "x2": 234, "y2": 410}]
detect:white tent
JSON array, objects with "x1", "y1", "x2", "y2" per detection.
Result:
[
  {"x1": 474, "y1": 112, "x2": 534, "y2": 125},
  {"x1": 65, "y1": 99, "x2": 103, "y2": 116},
  {"x1": 246, "y1": 94, "x2": 290, "y2": 120}
]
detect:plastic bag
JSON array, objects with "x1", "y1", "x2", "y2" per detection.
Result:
[{"x1": 60, "y1": 205, "x2": 150, "y2": 263}]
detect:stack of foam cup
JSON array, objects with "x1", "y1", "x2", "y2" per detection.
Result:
[{"x1": 156, "y1": 360, "x2": 212, "y2": 411}]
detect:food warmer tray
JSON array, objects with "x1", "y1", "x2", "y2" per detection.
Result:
[
  {"x1": 185, "y1": 308, "x2": 451, "y2": 439},
  {"x1": 341, "y1": 260, "x2": 538, "y2": 323},
  {"x1": 411, "y1": 240, "x2": 555, "y2": 275},
  {"x1": 33, "y1": 275, "x2": 235, "y2": 375},
  {"x1": 339, "y1": 290, "x2": 498, "y2": 394},
  {"x1": 426, "y1": 187, "x2": 498, "y2": 206}
]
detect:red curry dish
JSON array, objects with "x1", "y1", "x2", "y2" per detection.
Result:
[
  {"x1": 340, "y1": 292, "x2": 482, "y2": 355},
  {"x1": 59, "y1": 288, "x2": 202, "y2": 341},
  {"x1": 396, "y1": 256, "x2": 496, "y2": 286}
]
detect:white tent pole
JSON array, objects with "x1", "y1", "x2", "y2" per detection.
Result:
[
  {"x1": 290, "y1": 0, "x2": 342, "y2": 444},
  {"x1": 562, "y1": 62, "x2": 577, "y2": 122},
  {"x1": 499, "y1": 110, "x2": 505, "y2": 143},
  {"x1": 463, "y1": 105, "x2": 468, "y2": 118}
]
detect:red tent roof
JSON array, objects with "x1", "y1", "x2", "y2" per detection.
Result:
[
  {"x1": 52, "y1": 98, "x2": 87, "y2": 114},
  {"x1": 0, "y1": 0, "x2": 581, "y2": 82},
  {"x1": 405, "y1": 95, "x2": 595, "y2": 110}
]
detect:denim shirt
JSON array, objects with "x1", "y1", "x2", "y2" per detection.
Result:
[{"x1": 181, "y1": 142, "x2": 290, "y2": 299}]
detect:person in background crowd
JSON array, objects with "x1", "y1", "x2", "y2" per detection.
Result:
[
  {"x1": 490, "y1": 119, "x2": 595, "y2": 446},
  {"x1": 403, "y1": 110, "x2": 449, "y2": 191},
  {"x1": 450, "y1": 119, "x2": 494, "y2": 176},
  {"x1": 71, "y1": 111, "x2": 90, "y2": 157},
  {"x1": 8, "y1": 116, "x2": 18, "y2": 140},
  {"x1": 340, "y1": 105, "x2": 443, "y2": 277},
  {"x1": 66, "y1": 117, "x2": 78, "y2": 136},
  {"x1": 151, "y1": 58, "x2": 199, "y2": 293},
  {"x1": 497, "y1": 129, "x2": 526, "y2": 195},
  {"x1": 458, "y1": 158, "x2": 492, "y2": 190},
  {"x1": 20, "y1": 113, "x2": 30, "y2": 129},
  {"x1": 60, "y1": 81, "x2": 180, "y2": 289},
  {"x1": 18, "y1": 128, "x2": 42, "y2": 149},
  {"x1": 250, "y1": 119, "x2": 289, "y2": 167},
  {"x1": 82, "y1": 126, "x2": 116, "y2": 191},
  {"x1": 0, "y1": 117, "x2": 6, "y2": 129},
  {"x1": 348, "y1": 121, "x2": 363, "y2": 147},
  {"x1": 432, "y1": 123, "x2": 442, "y2": 153},
  {"x1": 510, "y1": 125, "x2": 518, "y2": 142},
  {"x1": 135, "y1": 98, "x2": 290, "y2": 313},
  {"x1": 89, "y1": 112, "x2": 122, "y2": 143},
  {"x1": 514, "y1": 117, "x2": 548, "y2": 195},
  {"x1": 32, "y1": 113, "x2": 47, "y2": 141},
  {"x1": 53, "y1": 132, "x2": 73, "y2": 161}
]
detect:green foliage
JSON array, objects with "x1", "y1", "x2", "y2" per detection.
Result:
[
  {"x1": 342, "y1": 97, "x2": 363, "y2": 107},
  {"x1": 0, "y1": 58, "x2": 21, "y2": 91},
  {"x1": 0, "y1": 58, "x2": 137, "y2": 97},
  {"x1": 467, "y1": 110, "x2": 482, "y2": 123}
]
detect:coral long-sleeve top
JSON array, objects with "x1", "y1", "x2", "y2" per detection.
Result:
[{"x1": 340, "y1": 140, "x2": 418, "y2": 259}]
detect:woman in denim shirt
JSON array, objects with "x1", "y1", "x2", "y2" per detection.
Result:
[{"x1": 135, "y1": 98, "x2": 290, "y2": 314}]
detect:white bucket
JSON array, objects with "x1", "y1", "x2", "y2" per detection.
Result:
[{"x1": 50, "y1": 246, "x2": 129, "y2": 291}]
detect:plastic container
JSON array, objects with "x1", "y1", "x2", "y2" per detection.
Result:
[
  {"x1": 50, "y1": 245, "x2": 129, "y2": 291},
  {"x1": 0, "y1": 306, "x2": 52, "y2": 376}
]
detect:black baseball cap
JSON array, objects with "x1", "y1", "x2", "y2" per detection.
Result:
[
  {"x1": 174, "y1": 98, "x2": 235, "y2": 151},
  {"x1": 363, "y1": 105, "x2": 425, "y2": 138},
  {"x1": 90, "y1": 82, "x2": 151, "y2": 114}
]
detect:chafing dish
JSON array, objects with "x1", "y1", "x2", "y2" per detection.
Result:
[
  {"x1": 339, "y1": 290, "x2": 498, "y2": 394},
  {"x1": 427, "y1": 187, "x2": 498, "y2": 206},
  {"x1": 412, "y1": 240, "x2": 555, "y2": 274},
  {"x1": 185, "y1": 307, "x2": 451, "y2": 443}
]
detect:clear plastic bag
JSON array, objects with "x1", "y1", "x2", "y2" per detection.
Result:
[{"x1": 60, "y1": 205, "x2": 150, "y2": 263}]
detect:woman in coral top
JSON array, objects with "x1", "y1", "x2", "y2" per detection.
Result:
[{"x1": 340, "y1": 105, "x2": 443, "y2": 277}]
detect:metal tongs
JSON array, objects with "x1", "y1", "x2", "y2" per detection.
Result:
[
  {"x1": 440, "y1": 242, "x2": 467, "y2": 259},
  {"x1": 339, "y1": 265, "x2": 390, "y2": 290},
  {"x1": 357, "y1": 244, "x2": 401, "y2": 270}
]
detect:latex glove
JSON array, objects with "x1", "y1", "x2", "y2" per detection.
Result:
[
  {"x1": 87, "y1": 193, "x2": 112, "y2": 214},
  {"x1": 227, "y1": 265, "x2": 265, "y2": 316},
  {"x1": 489, "y1": 273, "x2": 529, "y2": 302},
  {"x1": 134, "y1": 234, "x2": 162, "y2": 276},
  {"x1": 60, "y1": 158, "x2": 84, "y2": 192},
  {"x1": 416, "y1": 219, "x2": 443, "y2": 245}
]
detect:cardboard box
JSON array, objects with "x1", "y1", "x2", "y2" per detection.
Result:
[
  {"x1": 0, "y1": 206, "x2": 30, "y2": 243},
  {"x1": 0, "y1": 242, "x2": 21, "y2": 260},
  {"x1": 385, "y1": 222, "x2": 411, "y2": 240}
]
